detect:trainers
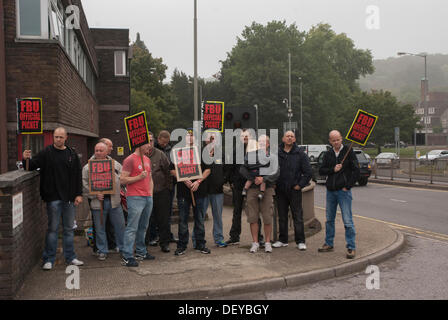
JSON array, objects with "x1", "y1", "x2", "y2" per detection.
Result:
[
  {"x1": 136, "y1": 253, "x2": 155, "y2": 261},
  {"x1": 250, "y1": 242, "x2": 260, "y2": 253},
  {"x1": 216, "y1": 240, "x2": 228, "y2": 248},
  {"x1": 69, "y1": 258, "x2": 84, "y2": 266},
  {"x1": 42, "y1": 262, "x2": 53, "y2": 271},
  {"x1": 148, "y1": 239, "x2": 158, "y2": 247},
  {"x1": 225, "y1": 239, "x2": 239, "y2": 246},
  {"x1": 265, "y1": 242, "x2": 272, "y2": 253},
  {"x1": 272, "y1": 241, "x2": 288, "y2": 248},
  {"x1": 346, "y1": 249, "x2": 356, "y2": 259},
  {"x1": 97, "y1": 253, "x2": 107, "y2": 261},
  {"x1": 198, "y1": 247, "x2": 211, "y2": 254},
  {"x1": 170, "y1": 235, "x2": 179, "y2": 243},
  {"x1": 174, "y1": 248, "x2": 186, "y2": 256},
  {"x1": 297, "y1": 243, "x2": 307, "y2": 251},
  {"x1": 122, "y1": 257, "x2": 139, "y2": 267},
  {"x1": 318, "y1": 244, "x2": 334, "y2": 252}
]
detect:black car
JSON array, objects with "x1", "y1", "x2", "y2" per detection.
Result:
[{"x1": 311, "y1": 149, "x2": 372, "y2": 186}]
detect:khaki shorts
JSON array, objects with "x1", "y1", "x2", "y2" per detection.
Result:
[{"x1": 245, "y1": 187, "x2": 275, "y2": 224}]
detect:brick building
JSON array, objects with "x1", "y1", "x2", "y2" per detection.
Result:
[
  {"x1": 414, "y1": 80, "x2": 448, "y2": 145},
  {"x1": 0, "y1": 0, "x2": 131, "y2": 174}
]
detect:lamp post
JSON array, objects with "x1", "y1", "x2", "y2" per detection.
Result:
[
  {"x1": 283, "y1": 98, "x2": 293, "y2": 131},
  {"x1": 193, "y1": 0, "x2": 198, "y2": 122},
  {"x1": 299, "y1": 77, "x2": 303, "y2": 145},
  {"x1": 397, "y1": 52, "x2": 428, "y2": 146}
]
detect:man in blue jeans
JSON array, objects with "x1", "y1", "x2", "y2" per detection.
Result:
[
  {"x1": 318, "y1": 130, "x2": 360, "y2": 259},
  {"x1": 202, "y1": 132, "x2": 227, "y2": 248},
  {"x1": 171, "y1": 129, "x2": 211, "y2": 256},
  {"x1": 82, "y1": 142, "x2": 125, "y2": 261},
  {"x1": 120, "y1": 143, "x2": 154, "y2": 267},
  {"x1": 22, "y1": 127, "x2": 84, "y2": 270}
]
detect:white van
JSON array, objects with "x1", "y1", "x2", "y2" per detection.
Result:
[{"x1": 298, "y1": 144, "x2": 331, "y2": 162}]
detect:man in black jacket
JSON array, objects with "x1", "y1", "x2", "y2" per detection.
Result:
[
  {"x1": 22, "y1": 127, "x2": 84, "y2": 270},
  {"x1": 318, "y1": 130, "x2": 360, "y2": 259},
  {"x1": 273, "y1": 131, "x2": 312, "y2": 250}
]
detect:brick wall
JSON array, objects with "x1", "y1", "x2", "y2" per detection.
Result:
[
  {"x1": 99, "y1": 110, "x2": 131, "y2": 163},
  {"x1": 0, "y1": 170, "x2": 46, "y2": 299}
]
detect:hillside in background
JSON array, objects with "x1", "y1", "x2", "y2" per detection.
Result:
[{"x1": 358, "y1": 54, "x2": 448, "y2": 103}]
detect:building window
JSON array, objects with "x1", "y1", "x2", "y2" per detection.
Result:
[
  {"x1": 16, "y1": 0, "x2": 49, "y2": 39},
  {"x1": 114, "y1": 51, "x2": 126, "y2": 76},
  {"x1": 48, "y1": 0, "x2": 65, "y2": 46},
  {"x1": 424, "y1": 117, "x2": 431, "y2": 125},
  {"x1": 416, "y1": 108, "x2": 424, "y2": 115},
  {"x1": 428, "y1": 107, "x2": 435, "y2": 114}
]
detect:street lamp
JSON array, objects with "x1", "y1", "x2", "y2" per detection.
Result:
[
  {"x1": 397, "y1": 52, "x2": 428, "y2": 146},
  {"x1": 283, "y1": 98, "x2": 293, "y2": 130}
]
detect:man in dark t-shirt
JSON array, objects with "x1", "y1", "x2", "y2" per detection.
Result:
[
  {"x1": 170, "y1": 129, "x2": 211, "y2": 256},
  {"x1": 22, "y1": 127, "x2": 84, "y2": 271}
]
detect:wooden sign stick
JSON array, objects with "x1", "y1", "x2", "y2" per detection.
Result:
[
  {"x1": 26, "y1": 135, "x2": 30, "y2": 171},
  {"x1": 340, "y1": 142, "x2": 354, "y2": 165},
  {"x1": 190, "y1": 189, "x2": 196, "y2": 207}
]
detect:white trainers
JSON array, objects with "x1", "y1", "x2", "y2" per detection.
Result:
[
  {"x1": 272, "y1": 241, "x2": 288, "y2": 248},
  {"x1": 250, "y1": 242, "x2": 260, "y2": 253},
  {"x1": 265, "y1": 242, "x2": 272, "y2": 253},
  {"x1": 42, "y1": 262, "x2": 53, "y2": 271},
  {"x1": 298, "y1": 243, "x2": 307, "y2": 251},
  {"x1": 69, "y1": 258, "x2": 84, "y2": 266}
]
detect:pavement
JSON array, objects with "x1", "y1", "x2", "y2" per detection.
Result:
[{"x1": 15, "y1": 206, "x2": 404, "y2": 300}]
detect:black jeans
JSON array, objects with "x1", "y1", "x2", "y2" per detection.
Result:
[
  {"x1": 276, "y1": 188, "x2": 305, "y2": 244},
  {"x1": 145, "y1": 189, "x2": 171, "y2": 247},
  {"x1": 229, "y1": 185, "x2": 263, "y2": 242}
]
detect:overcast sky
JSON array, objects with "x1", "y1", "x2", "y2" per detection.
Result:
[{"x1": 83, "y1": 0, "x2": 448, "y2": 79}]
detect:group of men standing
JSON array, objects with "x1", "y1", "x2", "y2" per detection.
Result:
[{"x1": 22, "y1": 126, "x2": 360, "y2": 271}]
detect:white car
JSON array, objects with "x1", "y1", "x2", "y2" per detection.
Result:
[
  {"x1": 375, "y1": 152, "x2": 400, "y2": 168},
  {"x1": 418, "y1": 150, "x2": 448, "y2": 161}
]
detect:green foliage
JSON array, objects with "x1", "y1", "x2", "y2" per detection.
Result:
[
  {"x1": 347, "y1": 90, "x2": 421, "y2": 145},
  {"x1": 218, "y1": 21, "x2": 374, "y2": 143}
]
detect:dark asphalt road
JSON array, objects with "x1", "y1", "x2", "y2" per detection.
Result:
[{"x1": 313, "y1": 182, "x2": 448, "y2": 237}]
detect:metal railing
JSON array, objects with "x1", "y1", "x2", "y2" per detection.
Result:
[{"x1": 373, "y1": 158, "x2": 448, "y2": 185}]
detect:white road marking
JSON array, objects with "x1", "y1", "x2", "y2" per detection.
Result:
[{"x1": 390, "y1": 199, "x2": 407, "y2": 203}]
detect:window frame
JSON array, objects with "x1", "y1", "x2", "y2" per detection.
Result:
[
  {"x1": 114, "y1": 51, "x2": 127, "y2": 76},
  {"x1": 16, "y1": 0, "x2": 49, "y2": 39}
]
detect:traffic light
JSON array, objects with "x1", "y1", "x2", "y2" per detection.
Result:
[{"x1": 223, "y1": 106, "x2": 257, "y2": 130}]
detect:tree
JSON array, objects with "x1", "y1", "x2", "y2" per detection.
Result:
[
  {"x1": 347, "y1": 90, "x2": 421, "y2": 146},
  {"x1": 130, "y1": 34, "x2": 178, "y2": 133},
  {"x1": 219, "y1": 21, "x2": 374, "y2": 143}
]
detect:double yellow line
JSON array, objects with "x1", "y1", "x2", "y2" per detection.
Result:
[{"x1": 315, "y1": 206, "x2": 448, "y2": 242}]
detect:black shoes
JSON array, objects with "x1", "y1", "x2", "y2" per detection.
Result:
[
  {"x1": 136, "y1": 253, "x2": 155, "y2": 261},
  {"x1": 196, "y1": 246, "x2": 211, "y2": 254},
  {"x1": 174, "y1": 248, "x2": 186, "y2": 256},
  {"x1": 225, "y1": 239, "x2": 240, "y2": 246},
  {"x1": 122, "y1": 257, "x2": 139, "y2": 267},
  {"x1": 161, "y1": 245, "x2": 170, "y2": 253}
]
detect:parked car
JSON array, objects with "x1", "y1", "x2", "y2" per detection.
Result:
[
  {"x1": 375, "y1": 152, "x2": 400, "y2": 168},
  {"x1": 299, "y1": 144, "x2": 331, "y2": 162},
  {"x1": 383, "y1": 141, "x2": 407, "y2": 148},
  {"x1": 311, "y1": 149, "x2": 371, "y2": 186},
  {"x1": 353, "y1": 149, "x2": 372, "y2": 186},
  {"x1": 418, "y1": 150, "x2": 448, "y2": 161}
]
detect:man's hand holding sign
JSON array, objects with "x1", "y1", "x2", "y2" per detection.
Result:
[
  {"x1": 17, "y1": 98, "x2": 43, "y2": 170},
  {"x1": 341, "y1": 109, "x2": 378, "y2": 165},
  {"x1": 172, "y1": 145, "x2": 203, "y2": 206}
]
